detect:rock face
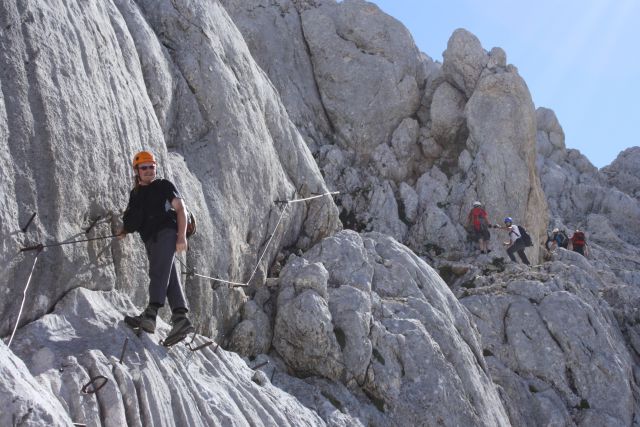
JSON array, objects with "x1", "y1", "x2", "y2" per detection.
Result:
[
  {"x1": 2, "y1": 0, "x2": 640, "y2": 426},
  {"x1": 224, "y1": 2, "x2": 547, "y2": 263},
  {"x1": 458, "y1": 250, "x2": 640, "y2": 426},
  {"x1": 217, "y1": 0, "x2": 333, "y2": 151},
  {"x1": 0, "y1": 341, "x2": 73, "y2": 426},
  {"x1": 270, "y1": 230, "x2": 510, "y2": 426},
  {"x1": 0, "y1": 0, "x2": 340, "y2": 339},
  {"x1": 6, "y1": 288, "x2": 327, "y2": 426},
  {"x1": 602, "y1": 146, "x2": 640, "y2": 199},
  {"x1": 299, "y1": 0, "x2": 425, "y2": 157},
  {"x1": 535, "y1": 107, "x2": 640, "y2": 271}
]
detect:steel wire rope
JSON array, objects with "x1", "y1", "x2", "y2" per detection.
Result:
[
  {"x1": 179, "y1": 191, "x2": 338, "y2": 288},
  {"x1": 7, "y1": 247, "x2": 43, "y2": 348}
]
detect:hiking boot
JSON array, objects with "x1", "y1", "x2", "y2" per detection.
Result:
[
  {"x1": 124, "y1": 307, "x2": 157, "y2": 333},
  {"x1": 163, "y1": 313, "x2": 195, "y2": 347}
]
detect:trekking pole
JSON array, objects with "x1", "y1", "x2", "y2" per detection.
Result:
[{"x1": 20, "y1": 234, "x2": 120, "y2": 252}]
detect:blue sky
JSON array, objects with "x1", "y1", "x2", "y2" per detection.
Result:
[{"x1": 371, "y1": 0, "x2": 640, "y2": 168}]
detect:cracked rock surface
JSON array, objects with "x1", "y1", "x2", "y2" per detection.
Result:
[
  {"x1": 6, "y1": 288, "x2": 327, "y2": 426},
  {"x1": 271, "y1": 230, "x2": 510, "y2": 426}
]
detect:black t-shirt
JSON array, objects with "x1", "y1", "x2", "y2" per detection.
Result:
[{"x1": 124, "y1": 179, "x2": 181, "y2": 242}]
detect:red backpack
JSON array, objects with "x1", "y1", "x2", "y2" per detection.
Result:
[
  {"x1": 470, "y1": 207, "x2": 487, "y2": 231},
  {"x1": 572, "y1": 231, "x2": 585, "y2": 246}
]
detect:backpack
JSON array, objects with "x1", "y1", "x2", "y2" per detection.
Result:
[
  {"x1": 517, "y1": 225, "x2": 533, "y2": 247},
  {"x1": 572, "y1": 231, "x2": 585, "y2": 246},
  {"x1": 186, "y1": 210, "x2": 197, "y2": 238},
  {"x1": 557, "y1": 230, "x2": 568, "y2": 248},
  {"x1": 169, "y1": 208, "x2": 197, "y2": 238},
  {"x1": 470, "y1": 207, "x2": 488, "y2": 231}
]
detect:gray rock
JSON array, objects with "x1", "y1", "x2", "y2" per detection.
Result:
[
  {"x1": 327, "y1": 285, "x2": 372, "y2": 384},
  {"x1": 430, "y1": 81, "x2": 467, "y2": 147},
  {"x1": 461, "y1": 259, "x2": 637, "y2": 426},
  {"x1": 536, "y1": 106, "x2": 640, "y2": 265},
  {"x1": 3, "y1": 0, "x2": 640, "y2": 425},
  {"x1": 7, "y1": 288, "x2": 326, "y2": 426},
  {"x1": 398, "y1": 182, "x2": 418, "y2": 224},
  {"x1": 275, "y1": 230, "x2": 511, "y2": 425},
  {"x1": 465, "y1": 70, "x2": 548, "y2": 260},
  {"x1": 487, "y1": 47, "x2": 507, "y2": 70},
  {"x1": 0, "y1": 0, "x2": 340, "y2": 339},
  {"x1": 442, "y1": 29, "x2": 489, "y2": 98},
  {"x1": 228, "y1": 300, "x2": 273, "y2": 357},
  {"x1": 274, "y1": 288, "x2": 344, "y2": 381},
  {"x1": 300, "y1": 0, "x2": 423, "y2": 156},
  {"x1": 0, "y1": 341, "x2": 73, "y2": 426},
  {"x1": 219, "y1": 0, "x2": 333, "y2": 149},
  {"x1": 390, "y1": 118, "x2": 420, "y2": 163},
  {"x1": 602, "y1": 146, "x2": 640, "y2": 198}
]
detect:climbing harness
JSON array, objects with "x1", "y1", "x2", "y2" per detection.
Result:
[{"x1": 6, "y1": 246, "x2": 43, "y2": 348}]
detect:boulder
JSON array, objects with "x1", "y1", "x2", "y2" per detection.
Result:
[
  {"x1": 442, "y1": 29, "x2": 489, "y2": 98},
  {"x1": 430, "y1": 81, "x2": 467, "y2": 147},
  {"x1": 272, "y1": 230, "x2": 511, "y2": 425},
  {"x1": 300, "y1": 0, "x2": 423, "y2": 157}
]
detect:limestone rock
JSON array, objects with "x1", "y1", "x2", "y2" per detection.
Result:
[
  {"x1": 0, "y1": 341, "x2": 73, "y2": 426},
  {"x1": 465, "y1": 70, "x2": 548, "y2": 260},
  {"x1": 602, "y1": 147, "x2": 640, "y2": 199},
  {"x1": 460, "y1": 255, "x2": 638, "y2": 426},
  {"x1": 273, "y1": 256, "x2": 344, "y2": 381},
  {"x1": 536, "y1": 107, "x2": 640, "y2": 257},
  {"x1": 430, "y1": 81, "x2": 467, "y2": 147},
  {"x1": 0, "y1": 0, "x2": 340, "y2": 339},
  {"x1": 300, "y1": 0, "x2": 423, "y2": 156},
  {"x1": 487, "y1": 47, "x2": 507, "y2": 70},
  {"x1": 398, "y1": 182, "x2": 418, "y2": 224},
  {"x1": 228, "y1": 300, "x2": 273, "y2": 357},
  {"x1": 273, "y1": 230, "x2": 511, "y2": 425},
  {"x1": 442, "y1": 28, "x2": 489, "y2": 98},
  {"x1": 219, "y1": 0, "x2": 333, "y2": 149},
  {"x1": 7, "y1": 288, "x2": 327, "y2": 426}
]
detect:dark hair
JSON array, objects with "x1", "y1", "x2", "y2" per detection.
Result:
[{"x1": 133, "y1": 169, "x2": 141, "y2": 193}]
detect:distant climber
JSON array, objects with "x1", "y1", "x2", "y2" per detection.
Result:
[
  {"x1": 569, "y1": 229, "x2": 589, "y2": 257},
  {"x1": 118, "y1": 151, "x2": 195, "y2": 347},
  {"x1": 545, "y1": 228, "x2": 569, "y2": 251},
  {"x1": 498, "y1": 217, "x2": 530, "y2": 265},
  {"x1": 466, "y1": 201, "x2": 491, "y2": 254}
]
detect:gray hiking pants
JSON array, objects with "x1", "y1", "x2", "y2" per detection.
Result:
[
  {"x1": 145, "y1": 228, "x2": 188, "y2": 310},
  {"x1": 507, "y1": 238, "x2": 530, "y2": 265}
]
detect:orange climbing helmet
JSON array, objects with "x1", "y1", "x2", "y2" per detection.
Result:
[{"x1": 132, "y1": 151, "x2": 156, "y2": 168}]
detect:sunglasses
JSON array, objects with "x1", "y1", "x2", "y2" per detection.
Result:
[{"x1": 138, "y1": 165, "x2": 156, "y2": 171}]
